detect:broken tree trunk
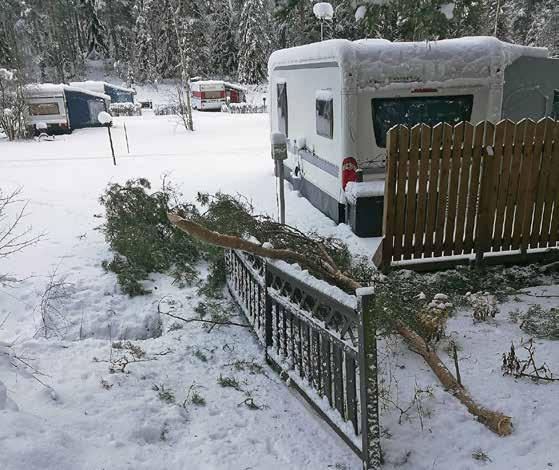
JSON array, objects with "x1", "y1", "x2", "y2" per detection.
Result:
[{"x1": 168, "y1": 212, "x2": 513, "y2": 436}]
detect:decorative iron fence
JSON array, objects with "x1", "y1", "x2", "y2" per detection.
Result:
[{"x1": 224, "y1": 249, "x2": 381, "y2": 469}]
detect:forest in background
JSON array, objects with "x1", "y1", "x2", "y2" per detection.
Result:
[{"x1": 0, "y1": 0, "x2": 558, "y2": 86}]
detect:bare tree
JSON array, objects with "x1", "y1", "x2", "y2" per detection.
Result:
[
  {"x1": 0, "y1": 187, "x2": 43, "y2": 286},
  {"x1": 170, "y1": 0, "x2": 194, "y2": 131}
]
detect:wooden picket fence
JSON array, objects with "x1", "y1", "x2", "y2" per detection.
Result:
[
  {"x1": 225, "y1": 249, "x2": 382, "y2": 470},
  {"x1": 379, "y1": 118, "x2": 559, "y2": 270}
]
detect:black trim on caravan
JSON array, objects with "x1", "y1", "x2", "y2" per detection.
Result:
[
  {"x1": 280, "y1": 164, "x2": 345, "y2": 224},
  {"x1": 274, "y1": 61, "x2": 339, "y2": 71},
  {"x1": 299, "y1": 148, "x2": 339, "y2": 177}
]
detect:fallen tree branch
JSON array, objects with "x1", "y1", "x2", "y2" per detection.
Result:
[
  {"x1": 167, "y1": 213, "x2": 360, "y2": 292},
  {"x1": 395, "y1": 319, "x2": 511, "y2": 435},
  {"x1": 168, "y1": 212, "x2": 513, "y2": 436}
]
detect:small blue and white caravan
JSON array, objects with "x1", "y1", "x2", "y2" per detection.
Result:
[
  {"x1": 24, "y1": 84, "x2": 111, "y2": 134},
  {"x1": 70, "y1": 81, "x2": 136, "y2": 104}
]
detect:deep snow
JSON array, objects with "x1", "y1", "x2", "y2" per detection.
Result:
[{"x1": 1, "y1": 109, "x2": 558, "y2": 470}]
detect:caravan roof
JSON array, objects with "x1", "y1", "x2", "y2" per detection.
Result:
[
  {"x1": 269, "y1": 36, "x2": 549, "y2": 89},
  {"x1": 69, "y1": 80, "x2": 135, "y2": 95},
  {"x1": 24, "y1": 83, "x2": 111, "y2": 101},
  {"x1": 191, "y1": 80, "x2": 246, "y2": 91}
]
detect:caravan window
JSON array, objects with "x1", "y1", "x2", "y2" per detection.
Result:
[
  {"x1": 371, "y1": 95, "x2": 474, "y2": 147},
  {"x1": 277, "y1": 83, "x2": 288, "y2": 137},
  {"x1": 316, "y1": 91, "x2": 333, "y2": 139},
  {"x1": 29, "y1": 102, "x2": 60, "y2": 116}
]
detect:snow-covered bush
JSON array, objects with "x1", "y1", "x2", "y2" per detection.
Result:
[
  {"x1": 0, "y1": 68, "x2": 28, "y2": 141},
  {"x1": 510, "y1": 304, "x2": 559, "y2": 340},
  {"x1": 225, "y1": 102, "x2": 267, "y2": 114},
  {"x1": 465, "y1": 291, "x2": 498, "y2": 322},
  {"x1": 417, "y1": 293, "x2": 454, "y2": 342},
  {"x1": 109, "y1": 102, "x2": 142, "y2": 117},
  {"x1": 154, "y1": 103, "x2": 180, "y2": 116}
]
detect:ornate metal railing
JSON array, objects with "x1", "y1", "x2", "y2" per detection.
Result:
[{"x1": 224, "y1": 249, "x2": 381, "y2": 469}]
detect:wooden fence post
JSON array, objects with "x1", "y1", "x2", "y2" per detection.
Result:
[
  {"x1": 357, "y1": 288, "x2": 381, "y2": 470},
  {"x1": 475, "y1": 123, "x2": 496, "y2": 264}
]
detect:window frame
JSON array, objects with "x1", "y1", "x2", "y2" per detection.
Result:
[
  {"x1": 29, "y1": 102, "x2": 61, "y2": 116},
  {"x1": 277, "y1": 82, "x2": 288, "y2": 137},
  {"x1": 371, "y1": 94, "x2": 474, "y2": 148},
  {"x1": 316, "y1": 93, "x2": 334, "y2": 139}
]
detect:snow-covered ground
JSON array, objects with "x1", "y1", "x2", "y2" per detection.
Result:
[{"x1": 1, "y1": 109, "x2": 558, "y2": 470}]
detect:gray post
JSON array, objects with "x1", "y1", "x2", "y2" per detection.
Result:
[
  {"x1": 271, "y1": 132, "x2": 287, "y2": 225},
  {"x1": 124, "y1": 122, "x2": 130, "y2": 154},
  {"x1": 107, "y1": 126, "x2": 116, "y2": 166},
  {"x1": 357, "y1": 288, "x2": 381, "y2": 470},
  {"x1": 276, "y1": 159, "x2": 286, "y2": 225}
]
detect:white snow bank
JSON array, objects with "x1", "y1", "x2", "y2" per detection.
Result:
[
  {"x1": 0, "y1": 409, "x2": 85, "y2": 470},
  {"x1": 345, "y1": 180, "x2": 385, "y2": 203}
]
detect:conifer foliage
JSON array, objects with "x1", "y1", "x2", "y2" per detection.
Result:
[
  {"x1": 237, "y1": 0, "x2": 273, "y2": 84},
  {"x1": 0, "y1": 0, "x2": 557, "y2": 84},
  {"x1": 80, "y1": 0, "x2": 108, "y2": 58}
]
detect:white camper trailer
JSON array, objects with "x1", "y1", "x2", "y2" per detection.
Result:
[
  {"x1": 268, "y1": 37, "x2": 559, "y2": 237},
  {"x1": 191, "y1": 80, "x2": 246, "y2": 110},
  {"x1": 24, "y1": 84, "x2": 111, "y2": 134}
]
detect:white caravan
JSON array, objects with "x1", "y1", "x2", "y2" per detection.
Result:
[
  {"x1": 191, "y1": 80, "x2": 246, "y2": 110},
  {"x1": 268, "y1": 37, "x2": 559, "y2": 237},
  {"x1": 24, "y1": 84, "x2": 111, "y2": 134}
]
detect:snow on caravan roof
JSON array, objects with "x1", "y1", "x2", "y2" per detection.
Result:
[
  {"x1": 24, "y1": 83, "x2": 111, "y2": 100},
  {"x1": 269, "y1": 36, "x2": 549, "y2": 88},
  {"x1": 69, "y1": 80, "x2": 136, "y2": 94},
  {"x1": 192, "y1": 80, "x2": 246, "y2": 91}
]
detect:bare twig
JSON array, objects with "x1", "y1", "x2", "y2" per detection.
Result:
[
  {"x1": 502, "y1": 339, "x2": 559, "y2": 382},
  {"x1": 452, "y1": 341, "x2": 462, "y2": 387},
  {"x1": 161, "y1": 310, "x2": 250, "y2": 329},
  {"x1": 34, "y1": 265, "x2": 73, "y2": 338}
]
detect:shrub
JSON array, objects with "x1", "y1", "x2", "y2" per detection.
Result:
[{"x1": 510, "y1": 305, "x2": 559, "y2": 340}]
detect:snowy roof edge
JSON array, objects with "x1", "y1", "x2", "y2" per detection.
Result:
[
  {"x1": 268, "y1": 36, "x2": 549, "y2": 74},
  {"x1": 69, "y1": 81, "x2": 136, "y2": 94},
  {"x1": 24, "y1": 83, "x2": 111, "y2": 101},
  {"x1": 192, "y1": 80, "x2": 246, "y2": 91}
]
